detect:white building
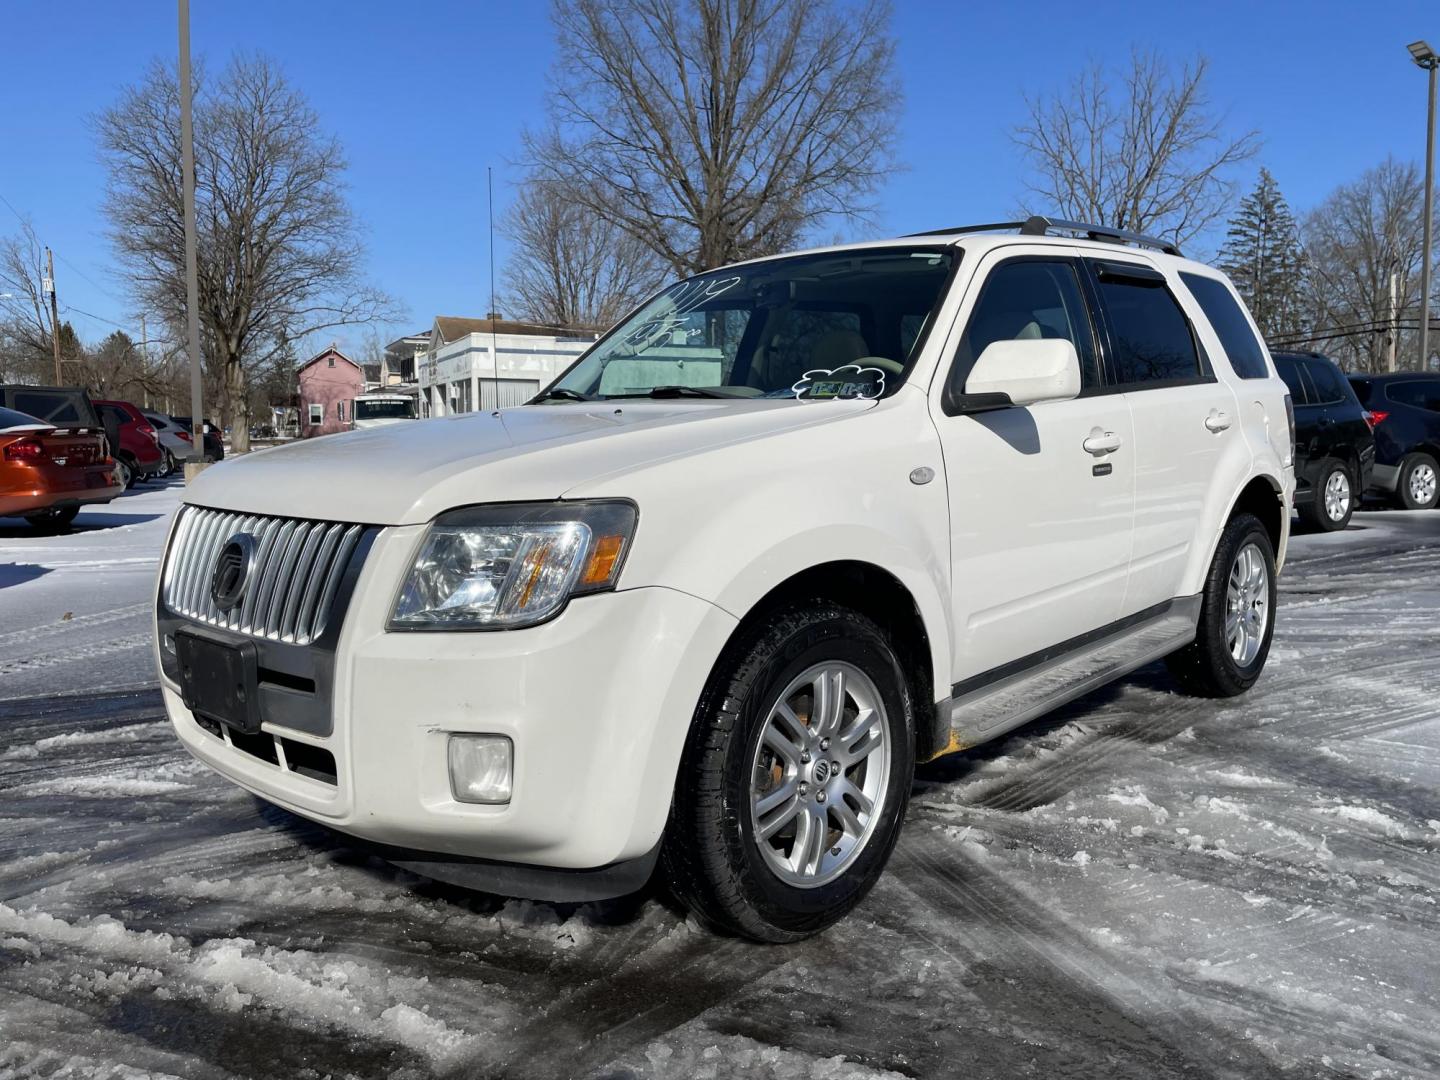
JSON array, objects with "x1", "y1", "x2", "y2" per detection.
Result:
[{"x1": 416, "y1": 317, "x2": 598, "y2": 417}]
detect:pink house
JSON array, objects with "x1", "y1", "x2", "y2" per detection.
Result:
[{"x1": 297, "y1": 346, "x2": 364, "y2": 437}]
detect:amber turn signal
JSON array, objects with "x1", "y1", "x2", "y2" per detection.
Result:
[{"x1": 580, "y1": 534, "x2": 626, "y2": 588}]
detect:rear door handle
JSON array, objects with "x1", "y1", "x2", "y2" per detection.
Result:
[
  {"x1": 1083, "y1": 430, "x2": 1122, "y2": 455},
  {"x1": 1204, "y1": 410, "x2": 1231, "y2": 433}
]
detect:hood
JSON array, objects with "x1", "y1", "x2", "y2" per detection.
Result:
[{"x1": 184, "y1": 398, "x2": 875, "y2": 525}]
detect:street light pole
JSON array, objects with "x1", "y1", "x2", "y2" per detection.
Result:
[
  {"x1": 179, "y1": 0, "x2": 205, "y2": 466},
  {"x1": 1411, "y1": 40, "x2": 1439, "y2": 371}
]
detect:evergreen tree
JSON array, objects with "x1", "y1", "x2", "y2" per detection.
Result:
[{"x1": 1219, "y1": 169, "x2": 1308, "y2": 340}]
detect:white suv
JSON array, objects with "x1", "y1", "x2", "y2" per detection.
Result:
[{"x1": 155, "y1": 218, "x2": 1294, "y2": 942}]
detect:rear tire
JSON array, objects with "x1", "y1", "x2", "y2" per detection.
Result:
[
  {"x1": 1297, "y1": 458, "x2": 1353, "y2": 531},
  {"x1": 116, "y1": 456, "x2": 135, "y2": 489},
  {"x1": 24, "y1": 506, "x2": 80, "y2": 533},
  {"x1": 662, "y1": 602, "x2": 915, "y2": 942},
  {"x1": 1165, "y1": 513, "x2": 1276, "y2": 698},
  {"x1": 163, "y1": 450, "x2": 177, "y2": 476},
  {"x1": 1397, "y1": 452, "x2": 1439, "y2": 510}
]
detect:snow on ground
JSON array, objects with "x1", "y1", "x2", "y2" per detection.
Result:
[
  {"x1": 2, "y1": 498, "x2": 1439, "y2": 1078},
  {"x1": 1, "y1": 480, "x2": 182, "y2": 701}
]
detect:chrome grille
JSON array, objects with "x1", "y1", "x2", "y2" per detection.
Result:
[{"x1": 163, "y1": 505, "x2": 365, "y2": 645}]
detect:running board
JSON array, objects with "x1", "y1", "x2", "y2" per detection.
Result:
[{"x1": 929, "y1": 595, "x2": 1201, "y2": 758}]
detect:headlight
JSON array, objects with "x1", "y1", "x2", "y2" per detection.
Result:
[{"x1": 389, "y1": 500, "x2": 637, "y2": 630}]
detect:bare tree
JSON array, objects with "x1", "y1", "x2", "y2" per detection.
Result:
[
  {"x1": 0, "y1": 221, "x2": 67, "y2": 382},
  {"x1": 501, "y1": 179, "x2": 665, "y2": 329},
  {"x1": 95, "y1": 55, "x2": 401, "y2": 453},
  {"x1": 525, "y1": 0, "x2": 900, "y2": 276},
  {"x1": 1015, "y1": 50, "x2": 1259, "y2": 248},
  {"x1": 1299, "y1": 158, "x2": 1437, "y2": 372}
]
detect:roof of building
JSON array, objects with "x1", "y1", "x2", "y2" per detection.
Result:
[
  {"x1": 297, "y1": 345, "x2": 361, "y2": 373},
  {"x1": 432, "y1": 316, "x2": 595, "y2": 343},
  {"x1": 361, "y1": 362, "x2": 383, "y2": 383}
]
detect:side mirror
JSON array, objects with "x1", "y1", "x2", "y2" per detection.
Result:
[{"x1": 952, "y1": 338, "x2": 1082, "y2": 413}]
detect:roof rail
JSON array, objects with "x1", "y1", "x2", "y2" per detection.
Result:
[{"x1": 904, "y1": 215, "x2": 1182, "y2": 257}]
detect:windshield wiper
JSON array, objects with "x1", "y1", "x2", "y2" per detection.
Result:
[
  {"x1": 531, "y1": 387, "x2": 596, "y2": 403},
  {"x1": 610, "y1": 385, "x2": 731, "y2": 399}
]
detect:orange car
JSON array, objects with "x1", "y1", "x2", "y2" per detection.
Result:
[{"x1": 0, "y1": 405, "x2": 123, "y2": 531}]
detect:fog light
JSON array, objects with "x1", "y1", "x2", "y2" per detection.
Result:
[{"x1": 447, "y1": 734, "x2": 512, "y2": 804}]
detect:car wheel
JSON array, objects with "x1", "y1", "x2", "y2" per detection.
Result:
[
  {"x1": 1165, "y1": 512, "x2": 1277, "y2": 698},
  {"x1": 662, "y1": 602, "x2": 915, "y2": 942},
  {"x1": 163, "y1": 450, "x2": 177, "y2": 476},
  {"x1": 24, "y1": 506, "x2": 80, "y2": 533},
  {"x1": 1298, "y1": 459, "x2": 1353, "y2": 531},
  {"x1": 1397, "y1": 452, "x2": 1439, "y2": 510},
  {"x1": 116, "y1": 457, "x2": 135, "y2": 489}
]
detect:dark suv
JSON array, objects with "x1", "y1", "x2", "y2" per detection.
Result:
[
  {"x1": 1347, "y1": 373, "x2": 1440, "y2": 510},
  {"x1": 1271, "y1": 351, "x2": 1374, "y2": 530}
]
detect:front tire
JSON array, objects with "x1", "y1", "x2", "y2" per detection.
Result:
[
  {"x1": 1297, "y1": 458, "x2": 1353, "y2": 531},
  {"x1": 1165, "y1": 513, "x2": 1277, "y2": 698},
  {"x1": 1397, "y1": 452, "x2": 1439, "y2": 510},
  {"x1": 662, "y1": 602, "x2": 915, "y2": 942}
]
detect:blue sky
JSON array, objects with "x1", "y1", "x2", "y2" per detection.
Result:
[{"x1": 0, "y1": 0, "x2": 1436, "y2": 354}]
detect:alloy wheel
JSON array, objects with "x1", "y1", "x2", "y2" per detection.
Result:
[
  {"x1": 749, "y1": 661, "x2": 891, "y2": 888},
  {"x1": 1324, "y1": 469, "x2": 1351, "y2": 522},
  {"x1": 1225, "y1": 542, "x2": 1270, "y2": 667},
  {"x1": 1410, "y1": 462, "x2": 1437, "y2": 506}
]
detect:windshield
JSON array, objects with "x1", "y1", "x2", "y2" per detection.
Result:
[
  {"x1": 355, "y1": 398, "x2": 416, "y2": 420},
  {"x1": 543, "y1": 246, "x2": 955, "y2": 401}
]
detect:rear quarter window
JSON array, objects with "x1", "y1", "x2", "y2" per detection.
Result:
[
  {"x1": 1179, "y1": 272, "x2": 1270, "y2": 379},
  {"x1": 1387, "y1": 380, "x2": 1440, "y2": 412}
]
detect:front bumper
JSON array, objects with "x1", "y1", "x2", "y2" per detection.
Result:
[{"x1": 157, "y1": 521, "x2": 737, "y2": 884}]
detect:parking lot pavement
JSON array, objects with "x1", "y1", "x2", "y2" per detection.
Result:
[
  {"x1": 2, "y1": 508, "x2": 1439, "y2": 1079},
  {"x1": 0, "y1": 479, "x2": 182, "y2": 701}
]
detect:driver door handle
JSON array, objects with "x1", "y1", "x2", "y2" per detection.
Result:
[
  {"x1": 1083, "y1": 430, "x2": 1122, "y2": 455},
  {"x1": 1205, "y1": 410, "x2": 1232, "y2": 433}
]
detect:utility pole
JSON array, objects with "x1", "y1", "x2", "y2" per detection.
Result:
[
  {"x1": 1388, "y1": 268, "x2": 1399, "y2": 372},
  {"x1": 1410, "y1": 41, "x2": 1439, "y2": 370},
  {"x1": 179, "y1": 0, "x2": 205, "y2": 465},
  {"x1": 44, "y1": 248, "x2": 61, "y2": 384}
]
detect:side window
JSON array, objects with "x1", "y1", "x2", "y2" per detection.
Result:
[
  {"x1": 308, "y1": 403, "x2": 323, "y2": 425},
  {"x1": 1302, "y1": 359, "x2": 1349, "y2": 405},
  {"x1": 1180, "y1": 272, "x2": 1269, "y2": 379},
  {"x1": 1094, "y1": 268, "x2": 1201, "y2": 386},
  {"x1": 337, "y1": 399, "x2": 346, "y2": 423},
  {"x1": 1273, "y1": 357, "x2": 1313, "y2": 405},
  {"x1": 952, "y1": 259, "x2": 1100, "y2": 392},
  {"x1": 1387, "y1": 380, "x2": 1440, "y2": 412}
]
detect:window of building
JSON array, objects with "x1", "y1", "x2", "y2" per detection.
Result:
[
  {"x1": 336, "y1": 399, "x2": 346, "y2": 423},
  {"x1": 327, "y1": 357, "x2": 335, "y2": 368},
  {"x1": 1180, "y1": 273, "x2": 1269, "y2": 379},
  {"x1": 952, "y1": 259, "x2": 1100, "y2": 393},
  {"x1": 1095, "y1": 269, "x2": 1201, "y2": 386},
  {"x1": 308, "y1": 403, "x2": 323, "y2": 425}
]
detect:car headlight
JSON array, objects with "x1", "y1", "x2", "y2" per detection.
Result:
[{"x1": 389, "y1": 500, "x2": 637, "y2": 630}]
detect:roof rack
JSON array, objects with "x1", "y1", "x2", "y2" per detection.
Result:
[{"x1": 905, "y1": 215, "x2": 1182, "y2": 257}]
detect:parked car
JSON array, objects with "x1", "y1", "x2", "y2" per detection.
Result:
[
  {"x1": 0, "y1": 405, "x2": 122, "y2": 530},
  {"x1": 93, "y1": 400, "x2": 165, "y2": 488},
  {"x1": 156, "y1": 217, "x2": 1293, "y2": 942},
  {"x1": 171, "y1": 416, "x2": 225, "y2": 462},
  {"x1": 1347, "y1": 373, "x2": 1440, "y2": 510},
  {"x1": 1270, "y1": 351, "x2": 1374, "y2": 530},
  {"x1": 352, "y1": 392, "x2": 418, "y2": 429},
  {"x1": 143, "y1": 411, "x2": 198, "y2": 476}
]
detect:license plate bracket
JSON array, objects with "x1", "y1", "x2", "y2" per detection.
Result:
[{"x1": 176, "y1": 627, "x2": 263, "y2": 735}]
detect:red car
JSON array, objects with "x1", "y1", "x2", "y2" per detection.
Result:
[
  {"x1": 0, "y1": 406, "x2": 123, "y2": 531},
  {"x1": 94, "y1": 399, "x2": 166, "y2": 488}
]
